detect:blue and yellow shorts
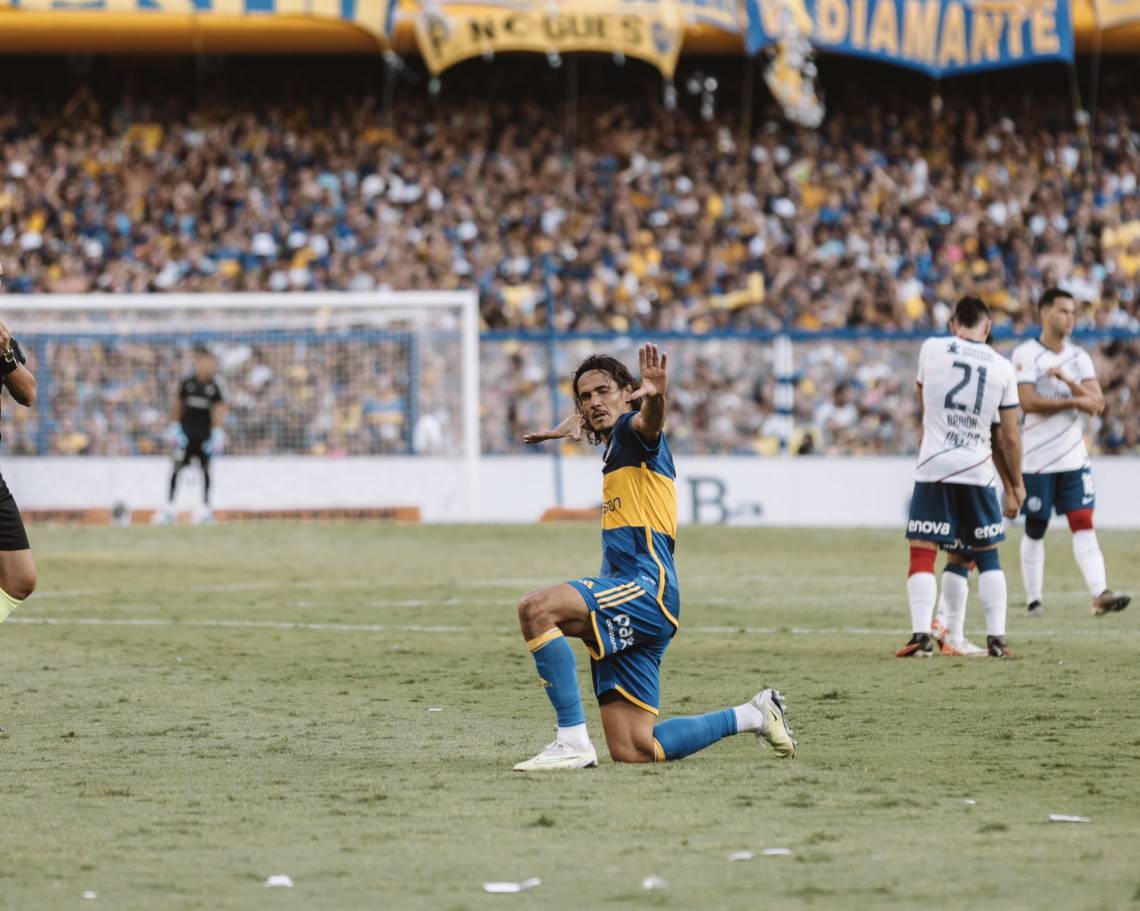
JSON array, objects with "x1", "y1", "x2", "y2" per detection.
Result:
[{"x1": 567, "y1": 574, "x2": 679, "y2": 716}]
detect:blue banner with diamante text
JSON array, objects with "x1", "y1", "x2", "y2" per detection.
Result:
[{"x1": 745, "y1": 0, "x2": 1073, "y2": 76}]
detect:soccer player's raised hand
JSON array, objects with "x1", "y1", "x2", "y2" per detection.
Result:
[
  {"x1": 629, "y1": 343, "x2": 668, "y2": 401},
  {"x1": 523, "y1": 412, "x2": 584, "y2": 444}
]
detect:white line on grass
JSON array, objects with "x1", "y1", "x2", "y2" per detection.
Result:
[
  {"x1": 32, "y1": 581, "x2": 1097, "y2": 603},
  {"x1": 7, "y1": 616, "x2": 1136, "y2": 638}
]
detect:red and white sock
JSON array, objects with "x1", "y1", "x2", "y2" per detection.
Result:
[
  {"x1": 1072, "y1": 530, "x2": 1107, "y2": 597},
  {"x1": 907, "y1": 547, "x2": 937, "y2": 634}
]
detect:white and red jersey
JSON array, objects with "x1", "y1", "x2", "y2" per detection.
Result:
[
  {"x1": 1010, "y1": 338, "x2": 1096, "y2": 474},
  {"x1": 914, "y1": 336, "x2": 1019, "y2": 486}
]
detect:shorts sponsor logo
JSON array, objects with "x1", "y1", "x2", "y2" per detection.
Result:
[
  {"x1": 604, "y1": 612, "x2": 634, "y2": 652},
  {"x1": 908, "y1": 519, "x2": 951, "y2": 536},
  {"x1": 1027, "y1": 496, "x2": 1042, "y2": 512},
  {"x1": 602, "y1": 497, "x2": 622, "y2": 515},
  {"x1": 974, "y1": 522, "x2": 1004, "y2": 540}
]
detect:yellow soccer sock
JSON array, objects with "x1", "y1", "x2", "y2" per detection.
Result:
[{"x1": 0, "y1": 588, "x2": 23, "y2": 623}]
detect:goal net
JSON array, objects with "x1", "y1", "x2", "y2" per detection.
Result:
[{"x1": 1, "y1": 291, "x2": 480, "y2": 520}]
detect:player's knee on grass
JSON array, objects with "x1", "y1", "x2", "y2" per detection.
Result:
[
  {"x1": 1025, "y1": 517, "x2": 1048, "y2": 540},
  {"x1": 607, "y1": 736, "x2": 656, "y2": 764}
]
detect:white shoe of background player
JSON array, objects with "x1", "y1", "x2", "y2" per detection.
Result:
[
  {"x1": 152, "y1": 509, "x2": 175, "y2": 526},
  {"x1": 513, "y1": 739, "x2": 598, "y2": 771},
  {"x1": 942, "y1": 637, "x2": 988, "y2": 657}
]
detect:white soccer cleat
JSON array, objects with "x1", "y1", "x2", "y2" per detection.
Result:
[
  {"x1": 513, "y1": 739, "x2": 598, "y2": 772},
  {"x1": 751, "y1": 688, "x2": 796, "y2": 758},
  {"x1": 942, "y1": 637, "x2": 988, "y2": 657}
]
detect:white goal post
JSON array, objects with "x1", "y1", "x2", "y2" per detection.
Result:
[{"x1": 1, "y1": 291, "x2": 481, "y2": 521}]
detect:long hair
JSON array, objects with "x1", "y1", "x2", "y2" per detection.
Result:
[{"x1": 571, "y1": 354, "x2": 638, "y2": 446}]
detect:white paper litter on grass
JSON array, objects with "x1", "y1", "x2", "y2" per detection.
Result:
[
  {"x1": 964, "y1": 799, "x2": 977, "y2": 805},
  {"x1": 1048, "y1": 814, "x2": 1090, "y2": 823},
  {"x1": 727, "y1": 851, "x2": 755, "y2": 862},
  {"x1": 427, "y1": 707, "x2": 444, "y2": 712},
  {"x1": 761, "y1": 848, "x2": 793, "y2": 856},
  {"x1": 264, "y1": 875, "x2": 294, "y2": 888},
  {"x1": 641, "y1": 875, "x2": 668, "y2": 891},
  {"x1": 483, "y1": 878, "x2": 541, "y2": 893},
  {"x1": 81, "y1": 891, "x2": 97, "y2": 900}
]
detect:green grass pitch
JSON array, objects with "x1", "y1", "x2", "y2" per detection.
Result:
[{"x1": 2, "y1": 523, "x2": 1138, "y2": 910}]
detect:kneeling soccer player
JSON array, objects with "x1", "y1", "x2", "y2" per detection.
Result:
[{"x1": 514, "y1": 344, "x2": 795, "y2": 770}]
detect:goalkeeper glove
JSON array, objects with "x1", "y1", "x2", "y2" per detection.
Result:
[
  {"x1": 204, "y1": 427, "x2": 225, "y2": 456},
  {"x1": 167, "y1": 422, "x2": 188, "y2": 452}
]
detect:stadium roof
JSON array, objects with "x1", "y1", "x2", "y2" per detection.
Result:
[{"x1": 0, "y1": 0, "x2": 1135, "y2": 55}]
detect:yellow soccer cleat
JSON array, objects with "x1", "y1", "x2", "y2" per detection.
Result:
[{"x1": 751, "y1": 688, "x2": 796, "y2": 759}]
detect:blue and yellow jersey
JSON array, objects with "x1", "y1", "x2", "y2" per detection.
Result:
[{"x1": 599, "y1": 411, "x2": 679, "y2": 627}]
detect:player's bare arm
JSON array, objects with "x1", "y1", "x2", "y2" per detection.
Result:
[
  {"x1": 1018, "y1": 370, "x2": 1098, "y2": 416},
  {"x1": 995, "y1": 407, "x2": 1026, "y2": 513},
  {"x1": 1078, "y1": 378, "x2": 1106, "y2": 415},
  {"x1": 0, "y1": 318, "x2": 36, "y2": 407},
  {"x1": 629, "y1": 343, "x2": 667, "y2": 441},
  {"x1": 1043, "y1": 366, "x2": 1104, "y2": 415},
  {"x1": 522, "y1": 412, "x2": 584, "y2": 444},
  {"x1": 990, "y1": 433, "x2": 1021, "y2": 519},
  {"x1": 914, "y1": 382, "x2": 924, "y2": 445}
]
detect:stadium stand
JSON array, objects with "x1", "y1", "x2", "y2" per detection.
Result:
[{"x1": 0, "y1": 57, "x2": 1137, "y2": 456}]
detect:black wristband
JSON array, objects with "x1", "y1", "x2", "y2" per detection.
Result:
[{"x1": 0, "y1": 352, "x2": 18, "y2": 378}]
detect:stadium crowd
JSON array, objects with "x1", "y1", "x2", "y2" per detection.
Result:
[{"x1": 1, "y1": 67, "x2": 1138, "y2": 455}]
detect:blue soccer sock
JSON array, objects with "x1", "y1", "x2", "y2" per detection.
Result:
[
  {"x1": 527, "y1": 629, "x2": 586, "y2": 729},
  {"x1": 652, "y1": 708, "x2": 738, "y2": 761}
]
